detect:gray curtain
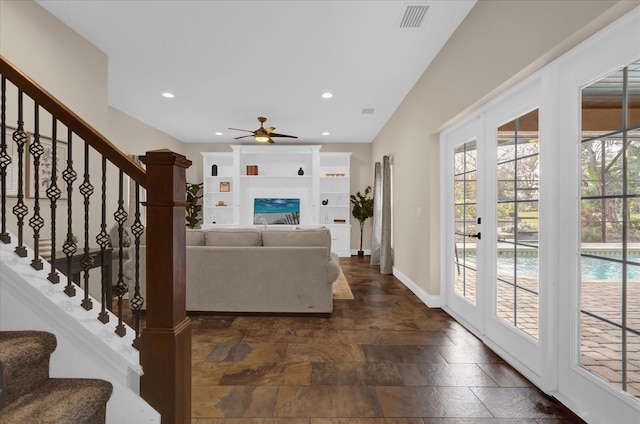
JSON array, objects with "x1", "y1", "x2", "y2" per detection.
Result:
[
  {"x1": 370, "y1": 162, "x2": 382, "y2": 266},
  {"x1": 380, "y1": 155, "x2": 393, "y2": 274}
]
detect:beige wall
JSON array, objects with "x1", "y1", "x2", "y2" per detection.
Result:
[
  {"x1": 183, "y1": 142, "x2": 373, "y2": 250},
  {"x1": 372, "y1": 0, "x2": 640, "y2": 296},
  {"x1": 0, "y1": 0, "x2": 109, "y2": 133},
  {"x1": 0, "y1": 0, "x2": 184, "y2": 245}
]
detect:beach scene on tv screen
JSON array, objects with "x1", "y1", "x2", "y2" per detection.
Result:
[{"x1": 254, "y1": 198, "x2": 300, "y2": 225}]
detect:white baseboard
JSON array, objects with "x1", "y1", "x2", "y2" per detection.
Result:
[{"x1": 392, "y1": 266, "x2": 441, "y2": 308}]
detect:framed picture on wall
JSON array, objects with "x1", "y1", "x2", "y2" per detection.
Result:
[
  {"x1": 2, "y1": 126, "x2": 21, "y2": 197},
  {"x1": 26, "y1": 134, "x2": 68, "y2": 199}
]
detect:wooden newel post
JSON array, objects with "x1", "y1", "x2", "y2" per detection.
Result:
[{"x1": 140, "y1": 149, "x2": 192, "y2": 424}]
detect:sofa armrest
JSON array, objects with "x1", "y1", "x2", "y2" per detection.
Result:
[{"x1": 328, "y1": 252, "x2": 341, "y2": 283}]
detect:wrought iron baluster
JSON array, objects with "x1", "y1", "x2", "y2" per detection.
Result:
[
  {"x1": 28, "y1": 104, "x2": 44, "y2": 270},
  {"x1": 79, "y1": 140, "x2": 94, "y2": 311},
  {"x1": 97, "y1": 156, "x2": 110, "y2": 324},
  {"x1": 62, "y1": 129, "x2": 77, "y2": 297},
  {"x1": 12, "y1": 91, "x2": 28, "y2": 257},
  {"x1": 47, "y1": 117, "x2": 61, "y2": 283},
  {"x1": 130, "y1": 182, "x2": 144, "y2": 349},
  {"x1": 0, "y1": 76, "x2": 10, "y2": 244},
  {"x1": 113, "y1": 170, "x2": 128, "y2": 337}
]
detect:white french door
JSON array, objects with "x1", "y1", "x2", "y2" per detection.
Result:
[
  {"x1": 441, "y1": 117, "x2": 486, "y2": 333},
  {"x1": 442, "y1": 80, "x2": 544, "y2": 384}
]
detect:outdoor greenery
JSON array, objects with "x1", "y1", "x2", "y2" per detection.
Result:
[
  {"x1": 186, "y1": 182, "x2": 203, "y2": 229},
  {"x1": 581, "y1": 137, "x2": 640, "y2": 243}
]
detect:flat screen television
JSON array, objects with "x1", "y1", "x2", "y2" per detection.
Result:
[{"x1": 253, "y1": 198, "x2": 300, "y2": 225}]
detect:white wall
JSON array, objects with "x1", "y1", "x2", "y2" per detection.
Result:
[{"x1": 371, "y1": 0, "x2": 640, "y2": 298}]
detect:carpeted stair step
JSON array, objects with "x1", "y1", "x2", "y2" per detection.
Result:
[
  {"x1": 0, "y1": 377, "x2": 113, "y2": 424},
  {"x1": 0, "y1": 331, "x2": 57, "y2": 407}
]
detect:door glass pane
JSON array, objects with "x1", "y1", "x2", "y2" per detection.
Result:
[
  {"x1": 627, "y1": 60, "x2": 639, "y2": 127},
  {"x1": 581, "y1": 61, "x2": 640, "y2": 399},
  {"x1": 495, "y1": 109, "x2": 539, "y2": 340},
  {"x1": 453, "y1": 140, "x2": 477, "y2": 304},
  {"x1": 582, "y1": 69, "x2": 624, "y2": 134}
]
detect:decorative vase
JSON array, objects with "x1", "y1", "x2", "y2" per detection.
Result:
[
  {"x1": 211, "y1": 164, "x2": 217, "y2": 176},
  {"x1": 298, "y1": 167, "x2": 304, "y2": 176}
]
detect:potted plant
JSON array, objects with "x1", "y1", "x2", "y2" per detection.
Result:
[
  {"x1": 350, "y1": 185, "x2": 374, "y2": 258},
  {"x1": 186, "y1": 182, "x2": 203, "y2": 229}
]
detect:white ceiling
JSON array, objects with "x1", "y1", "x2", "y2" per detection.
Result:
[{"x1": 36, "y1": 0, "x2": 475, "y2": 144}]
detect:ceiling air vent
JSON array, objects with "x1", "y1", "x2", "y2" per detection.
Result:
[
  {"x1": 399, "y1": 4, "x2": 429, "y2": 29},
  {"x1": 362, "y1": 108, "x2": 375, "y2": 115}
]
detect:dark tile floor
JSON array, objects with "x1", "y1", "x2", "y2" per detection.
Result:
[{"x1": 189, "y1": 256, "x2": 585, "y2": 423}]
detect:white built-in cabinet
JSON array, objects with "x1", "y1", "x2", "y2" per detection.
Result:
[{"x1": 201, "y1": 145, "x2": 352, "y2": 256}]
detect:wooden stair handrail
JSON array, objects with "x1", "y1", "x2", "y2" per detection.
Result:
[{"x1": 0, "y1": 55, "x2": 146, "y2": 186}]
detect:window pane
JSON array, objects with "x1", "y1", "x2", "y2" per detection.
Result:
[
  {"x1": 627, "y1": 199, "x2": 640, "y2": 243},
  {"x1": 627, "y1": 332, "x2": 640, "y2": 397},
  {"x1": 580, "y1": 314, "x2": 623, "y2": 390},
  {"x1": 581, "y1": 139, "x2": 604, "y2": 197},
  {"x1": 604, "y1": 139, "x2": 624, "y2": 196},
  {"x1": 517, "y1": 287, "x2": 539, "y2": 339},
  {"x1": 582, "y1": 69, "x2": 624, "y2": 134},
  {"x1": 497, "y1": 280, "x2": 514, "y2": 325},
  {"x1": 581, "y1": 258, "x2": 623, "y2": 325},
  {"x1": 498, "y1": 203, "x2": 515, "y2": 242},
  {"x1": 627, "y1": 140, "x2": 640, "y2": 195},
  {"x1": 628, "y1": 60, "x2": 640, "y2": 127},
  {"x1": 498, "y1": 138, "x2": 516, "y2": 163},
  {"x1": 497, "y1": 162, "x2": 515, "y2": 201}
]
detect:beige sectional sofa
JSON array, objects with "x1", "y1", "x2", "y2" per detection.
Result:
[{"x1": 138, "y1": 227, "x2": 341, "y2": 313}]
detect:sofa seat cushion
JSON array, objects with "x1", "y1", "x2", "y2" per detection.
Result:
[
  {"x1": 204, "y1": 228, "x2": 263, "y2": 246},
  {"x1": 262, "y1": 228, "x2": 331, "y2": 257}
]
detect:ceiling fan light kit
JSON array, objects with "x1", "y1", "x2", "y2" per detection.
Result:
[{"x1": 229, "y1": 116, "x2": 298, "y2": 144}]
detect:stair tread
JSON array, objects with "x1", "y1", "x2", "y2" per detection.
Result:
[
  {"x1": 0, "y1": 378, "x2": 113, "y2": 424},
  {"x1": 0, "y1": 331, "x2": 58, "y2": 406},
  {"x1": 0, "y1": 331, "x2": 57, "y2": 366}
]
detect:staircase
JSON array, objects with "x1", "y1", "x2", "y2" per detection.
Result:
[{"x1": 0, "y1": 331, "x2": 112, "y2": 423}]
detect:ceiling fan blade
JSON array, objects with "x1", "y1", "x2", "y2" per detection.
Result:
[
  {"x1": 266, "y1": 127, "x2": 276, "y2": 134},
  {"x1": 268, "y1": 137, "x2": 275, "y2": 144},
  {"x1": 269, "y1": 132, "x2": 298, "y2": 139},
  {"x1": 228, "y1": 127, "x2": 255, "y2": 133},
  {"x1": 234, "y1": 135, "x2": 254, "y2": 140}
]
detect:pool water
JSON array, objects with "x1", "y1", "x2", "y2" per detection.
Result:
[{"x1": 466, "y1": 255, "x2": 640, "y2": 280}]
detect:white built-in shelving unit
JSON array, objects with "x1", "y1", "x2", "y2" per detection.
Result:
[{"x1": 201, "y1": 146, "x2": 352, "y2": 256}]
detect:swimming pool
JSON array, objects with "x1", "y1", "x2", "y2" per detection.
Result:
[{"x1": 465, "y1": 255, "x2": 640, "y2": 280}]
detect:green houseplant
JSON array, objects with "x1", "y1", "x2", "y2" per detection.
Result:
[
  {"x1": 350, "y1": 185, "x2": 374, "y2": 257},
  {"x1": 186, "y1": 182, "x2": 203, "y2": 229}
]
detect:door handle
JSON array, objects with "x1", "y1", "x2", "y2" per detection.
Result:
[{"x1": 468, "y1": 232, "x2": 481, "y2": 240}]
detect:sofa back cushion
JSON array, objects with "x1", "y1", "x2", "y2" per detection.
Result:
[
  {"x1": 186, "y1": 229, "x2": 205, "y2": 246},
  {"x1": 204, "y1": 228, "x2": 263, "y2": 246},
  {"x1": 262, "y1": 228, "x2": 331, "y2": 257}
]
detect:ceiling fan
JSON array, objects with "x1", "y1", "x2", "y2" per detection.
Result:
[{"x1": 229, "y1": 116, "x2": 298, "y2": 144}]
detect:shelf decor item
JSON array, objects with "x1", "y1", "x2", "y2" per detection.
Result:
[
  {"x1": 246, "y1": 165, "x2": 258, "y2": 175},
  {"x1": 350, "y1": 185, "x2": 374, "y2": 257},
  {"x1": 220, "y1": 181, "x2": 230, "y2": 192},
  {"x1": 298, "y1": 167, "x2": 304, "y2": 176},
  {"x1": 211, "y1": 164, "x2": 217, "y2": 176}
]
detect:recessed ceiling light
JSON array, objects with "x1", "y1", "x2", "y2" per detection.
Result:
[
  {"x1": 322, "y1": 132, "x2": 330, "y2": 136},
  {"x1": 321, "y1": 92, "x2": 333, "y2": 99},
  {"x1": 215, "y1": 132, "x2": 223, "y2": 136},
  {"x1": 161, "y1": 92, "x2": 175, "y2": 98}
]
